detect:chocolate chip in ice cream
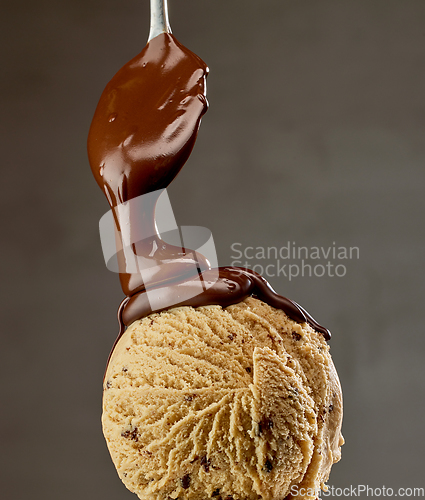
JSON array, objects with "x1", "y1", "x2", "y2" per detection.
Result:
[
  {"x1": 264, "y1": 459, "x2": 274, "y2": 473},
  {"x1": 292, "y1": 331, "x2": 302, "y2": 341},
  {"x1": 180, "y1": 474, "x2": 191, "y2": 489},
  {"x1": 121, "y1": 427, "x2": 138, "y2": 442},
  {"x1": 200, "y1": 455, "x2": 211, "y2": 473}
]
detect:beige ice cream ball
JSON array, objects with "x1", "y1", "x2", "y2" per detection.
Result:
[{"x1": 102, "y1": 297, "x2": 343, "y2": 500}]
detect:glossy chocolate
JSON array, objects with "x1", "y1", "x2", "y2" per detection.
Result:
[
  {"x1": 119, "y1": 267, "x2": 330, "y2": 340},
  {"x1": 88, "y1": 33, "x2": 331, "y2": 345},
  {"x1": 88, "y1": 33, "x2": 210, "y2": 297},
  {"x1": 88, "y1": 33, "x2": 208, "y2": 206}
]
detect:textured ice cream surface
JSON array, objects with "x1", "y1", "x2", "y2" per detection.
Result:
[{"x1": 103, "y1": 297, "x2": 343, "y2": 500}]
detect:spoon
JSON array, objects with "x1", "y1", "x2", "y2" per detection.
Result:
[{"x1": 148, "y1": 0, "x2": 171, "y2": 42}]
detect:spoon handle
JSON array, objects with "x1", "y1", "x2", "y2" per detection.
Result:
[{"x1": 148, "y1": 0, "x2": 171, "y2": 42}]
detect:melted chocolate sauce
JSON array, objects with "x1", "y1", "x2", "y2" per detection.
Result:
[
  {"x1": 88, "y1": 33, "x2": 331, "y2": 349},
  {"x1": 88, "y1": 33, "x2": 210, "y2": 297},
  {"x1": 119, "y1": 266, "x2": 330, "y2": 340}
]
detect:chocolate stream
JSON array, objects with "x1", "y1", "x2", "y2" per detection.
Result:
[{"x1": 88, "y1": 33, "x2": 330, "y2": 366}]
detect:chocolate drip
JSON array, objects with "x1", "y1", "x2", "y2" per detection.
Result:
[{"x1": 88, "y1": 33, "x2": 331, "y2": 358}]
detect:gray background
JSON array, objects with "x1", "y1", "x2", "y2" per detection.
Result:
[{"x1": 1, "y1": 0, "x2": 424, "y2": 498}]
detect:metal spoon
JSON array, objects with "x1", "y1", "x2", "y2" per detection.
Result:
[{"x1": 148, "y1": 0, "x2": 171, "y2": 42}]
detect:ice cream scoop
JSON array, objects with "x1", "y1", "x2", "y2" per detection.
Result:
[{"x1": 103, "y1": 298, "x2": 343, "y2": 500}]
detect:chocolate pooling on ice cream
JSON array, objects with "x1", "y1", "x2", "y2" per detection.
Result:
[
  {"x1": 88, "y1": 32, "x2": 331, "y2": 342},
  {"x1": 119, "y1": 267, "x2": 330, "y2": 340}
]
